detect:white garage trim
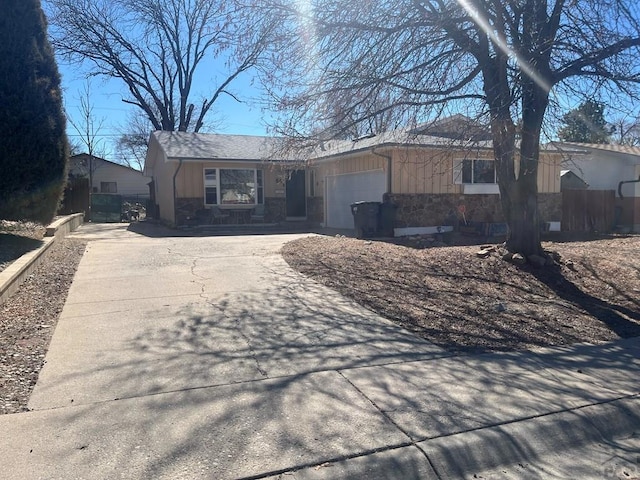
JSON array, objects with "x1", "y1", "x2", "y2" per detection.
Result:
[{"x1": 325, "y1": 169, "x2": 387, "y2": 229}]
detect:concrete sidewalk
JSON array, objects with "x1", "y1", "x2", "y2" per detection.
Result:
[{"x1": 1, "y1": 223, "x2": 638, "y2": 479}]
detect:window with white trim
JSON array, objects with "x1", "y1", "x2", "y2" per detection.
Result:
[
  {"x1": 203, "y1": 168, "x2": 264, "y2": 206},
  {"x1": 453, "y1": 159, "x2": 496, "y2": 184},
  {"x1": 204, "y1": 168, "x2": 217, "y2": 205}
]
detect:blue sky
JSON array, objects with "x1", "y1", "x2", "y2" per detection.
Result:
[{"x1": 59, "y1": 57, "x2": 271, "y2": 163}]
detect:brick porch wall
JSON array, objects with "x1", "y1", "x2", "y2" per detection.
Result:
[{"x1": 175, "y1": 197, "x2": 288, "y2": 225}]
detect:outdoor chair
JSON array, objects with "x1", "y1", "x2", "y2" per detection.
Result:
[{"x1": 210, "y1": 206, "x2": 230, "y2": 224}]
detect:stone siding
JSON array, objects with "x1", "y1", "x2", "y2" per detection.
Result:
[
  {"x1": 386, "y1": 193, "x2": 562, "y2": 228},
  {"x1": 175, "y1": 197, "x2": 290, "y2": 225}
]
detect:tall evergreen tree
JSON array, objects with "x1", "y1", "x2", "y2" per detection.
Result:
[
  {"x1": 0, "y1": 0, "x2": 68, "y2": 223},
  {"x1": 558, "y1": 101, "x2": 612, "y2": 144}
]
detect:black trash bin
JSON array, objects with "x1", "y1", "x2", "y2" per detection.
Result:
[
  {"x1": 378, "y1": 201, "x2": 398, "y2": 237},
  {"x1": 350, "y1": 201, "x2": 380, "y2": 238}
]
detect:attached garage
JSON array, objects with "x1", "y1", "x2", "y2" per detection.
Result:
[{"x1": 325, "y1": 170, "x2": 387, "y2": 229}]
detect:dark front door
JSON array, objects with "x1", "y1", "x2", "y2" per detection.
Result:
[{"x1": 285, "y1": 170, "x2": 306, "y2": 218}]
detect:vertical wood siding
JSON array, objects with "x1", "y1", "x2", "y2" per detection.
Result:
[
  {"x1": 314, "y1": 147, "x2": 562, "y2": 195},
  {"x1": 314, "y1": 154, "x2": 387, "y2": 196}
]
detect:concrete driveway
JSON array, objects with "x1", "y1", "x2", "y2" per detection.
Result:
[{"x1": 1, "y1": 222, "x2": 638, "y2": 479}]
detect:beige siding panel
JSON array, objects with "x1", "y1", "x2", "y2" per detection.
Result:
[
  {"x1": 393, "y1": 148, "x2": 467, "y2": 195},
  {"x1": 155, "y1": 155, "x2": 177, "y2": 224},
  {"x1": 263, "y1": 167, "x2": 280, "y2": 198},
  {"x1": 337, "y1": 155, "x2": 385, "y2": 175},
  {"x1": 315, "y1": 154, "x2": 386, "y2": 190},
  {"x1": 537, "y1": 153, "x2": 561, "y2": 193},
  {"x1": 537, "y1": 155, "x2": 546, "y2": 193}
]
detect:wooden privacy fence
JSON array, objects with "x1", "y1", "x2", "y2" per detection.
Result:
[
  {"x1": 59, "y1": 177, "x2": 89, "y2": 215},
  {"x1": 562, "y1": 189, "x2": 615, "y2": 232}
]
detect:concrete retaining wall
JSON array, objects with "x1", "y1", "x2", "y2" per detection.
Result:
[{"x1": 0, "y1": 213, "x2": 84, "y2": 306}]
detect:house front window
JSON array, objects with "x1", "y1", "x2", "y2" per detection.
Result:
[
  {"x1": 204, "y1": 168, "x2": 217, "y2": 205},
  {"x1": 454, "y1": 158, "x2": 499, "y2": 194},
  {"x1": 203, "y1": 168, "x2": 264, "y2": 206},
  {"x1": 454, "y1": 159, "x2": 496, "y2": 184}
]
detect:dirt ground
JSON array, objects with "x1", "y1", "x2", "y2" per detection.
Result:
[
  {"x1": 0, "y1": 221, "x2": 47, "y2": 273},
  {"x1": 1, "y1": 221, "x2": 86, "y2": 414},
  {"x1": 282, "y1": 234, "x2": 640, "y2": 353}
]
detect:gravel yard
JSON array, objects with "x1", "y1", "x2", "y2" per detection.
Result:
[{"x1": 1, "y1": 222, "x2": 86, "y2": 415}]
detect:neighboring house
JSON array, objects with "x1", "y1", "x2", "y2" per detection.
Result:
[
  {"x1": 70, "y1": 153, "x2": 151, "y2": 198},
  {"x1": 554, "y1": 143, "x2": 640, "y2": 231},
  {"x1": 145, "y1": 123, "x2": 564, "y2": 232}
]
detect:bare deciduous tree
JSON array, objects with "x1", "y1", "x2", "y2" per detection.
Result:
[
  {"x1": 67, "y1": 80, "x2": 107, "y2": 196},
  {"x1": 611, "y1": 117, "x2": 640, "y2": 146},
  {"x1": 260, "y1": 0, "x2": 640, "y2": 256},
  {"x1": 49, "y1": 0, "x2": 275, "y2": 132},
  {"x1": 116, "y1": 111, "x2": 153, "y2": 172}
]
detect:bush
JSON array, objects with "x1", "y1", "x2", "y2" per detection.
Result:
[{"x1": 0, "y1": 0, "x2": 68, "y2": 224}]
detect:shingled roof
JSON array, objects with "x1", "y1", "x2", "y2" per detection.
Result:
[{"x1": 150, "y1": 131, "x2": 291, "y2": 161}]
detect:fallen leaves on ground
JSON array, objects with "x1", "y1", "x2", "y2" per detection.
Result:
[{"x1": 282, "y1": 235, "x2": 640, "y2": 353}]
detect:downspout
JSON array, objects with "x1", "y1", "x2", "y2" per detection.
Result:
[
  {"x1": 617, "y1": 176, "x2": 640, "y2": 198},
  {"x1": 173, "y1": 159, "x2": 184, "y2": 226},
  {"x1": 371, "y1": 147, "x2": 393, "y2": 199}
]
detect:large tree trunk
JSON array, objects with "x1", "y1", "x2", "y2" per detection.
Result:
[
  {"x1": 493, "y1": 133, "x2": 542, "y2": 257},
  {"x1": 501, "y1": 176, "x2": 542, "y2": 256},
  {"x1": 503, "y1": 82, "x2": 549, "y2": 257},
  {"x1": 484, "y1": 53, "x2": 549, "y2": 258}
]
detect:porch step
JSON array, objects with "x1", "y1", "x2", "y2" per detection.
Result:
[{"x1": 180, "y1": 221, "x2": 321, "y2": 235}]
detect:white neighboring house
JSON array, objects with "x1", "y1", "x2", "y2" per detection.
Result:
[
  {"x1": 70, "y1": 153, "x2": 151, "y2": 198},
  {"x1": 555, "y1": 143, "x2": 640, "y2": 231},
  {"x1": 556, "y1": 143, "x2": 640, "y2": 192}
]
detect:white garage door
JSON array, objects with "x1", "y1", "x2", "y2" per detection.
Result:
[{"x1": 325, "y1": 170, "x2": 387, "y2": 229}]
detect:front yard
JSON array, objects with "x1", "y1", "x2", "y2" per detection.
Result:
[
  {"x1": 0, "y1": 221, "x2": 46, "y2": 273},
  {"x1": 282, "y1": 234, "x2": 640, "y2": 353}
]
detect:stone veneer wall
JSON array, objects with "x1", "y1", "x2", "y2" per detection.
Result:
[
  {"x1": 265, "y1": 197, "x2": 286, "y2": 222},
  {"x1": 386, "y1": 193, "x2": 562, "y2": 228},
  {"x1": 175, "y1": 197, "x2": 202, "y2": 225},
  {"x1": 176, "y1": 197, "x2": 291, "y2": 225},
  {"x1": 306, "y1": 197, "x2": 324, "y2": 224}
]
